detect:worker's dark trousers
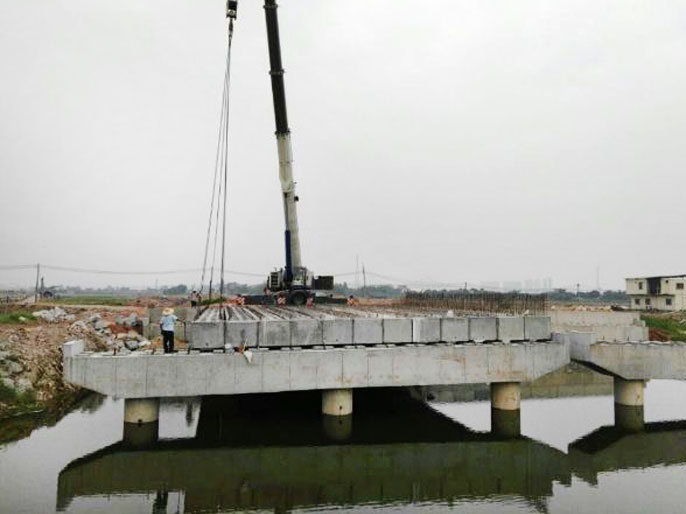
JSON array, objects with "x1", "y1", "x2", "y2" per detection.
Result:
[{"x1": 162, "y1": 330, "x2": 175, "y2": 353}]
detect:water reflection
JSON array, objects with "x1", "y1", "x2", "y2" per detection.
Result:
[
  {"x1": 58, "y1": 390, "x2": 571, "y2": 513},
  {"x1": 2, "y1": 366, "x2": 686, "y2": 514}
]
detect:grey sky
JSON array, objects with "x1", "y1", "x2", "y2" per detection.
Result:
[{"x1": 1, "y1": 0, "x2": 685, "y2": 291}]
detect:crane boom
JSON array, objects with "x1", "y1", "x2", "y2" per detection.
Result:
[{"x1": 264, "y1": 0, "x2": 302, "y2": 284}]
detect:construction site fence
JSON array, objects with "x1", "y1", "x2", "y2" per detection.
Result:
[{"x1": 402, "y1": 291, "x2": 548, "y2": 315}]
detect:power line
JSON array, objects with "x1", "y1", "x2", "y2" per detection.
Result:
[{"x1": 0, "y1": 264, "x2": 265, "y2": 278}]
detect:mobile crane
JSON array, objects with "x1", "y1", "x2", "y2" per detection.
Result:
[{"x1": 226, "y1": 0, "x2": 333, "y2": 305}]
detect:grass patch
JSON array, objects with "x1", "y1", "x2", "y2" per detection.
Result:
[
  {"x1": 0, "y1": 311, "x2": 36, "y2": 325},
  {"x1": 642, "y1": 315, "x2": 686, "y2": 341},
  {"x1": 0, "y1": 382, "x2": 38, "y2": 409},
  {"x1": 51, "y1": 296, "x2": 133, "y2": 306}
]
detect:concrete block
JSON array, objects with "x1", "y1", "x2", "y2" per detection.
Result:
[
  {"x1": 225, "y1": 321, "x2": 258, "y2": 348},
  {"x1": 259, "y1": 320, "x2": 291, "y2": 348},
  {"x1": 625, "y1": 326, "x2": 648, "y2": 342},
  {"x1": 524, "y1": 316, "x2": 552, "y2": 341},
  {"x1": 353, "y1": 319, "x2": 383, "y2": 345},
  {"x1": 440, "y1": 318, "x2": 469, "y2": 343},
  {"x1": 291, "y1": 319, "x2": 323, "y2": 346},
  {"x1": 63, "y1": 340, "x2": 84, "y2": 358},
  {"x1": 469, "y1": 318, "x2": 497, "y2": 342},
  {"x1": 497, "y1": 317, "x2": 525, "y2": 343},
  {"x1": 383, "y1": 318, "x2": 412, "y2": 343},
  {"x1": 412, "y1": 318, "x2": 441, "y2": 343},
  {"x1": 189, "y1": 322, "x2": 224, "y2": 350},
  {"x1": 568, "y1": 332, "x2": 596, "y2": 361},
  {"x1": 323, "y1": 319, "x2": 353, "y2": 346}
]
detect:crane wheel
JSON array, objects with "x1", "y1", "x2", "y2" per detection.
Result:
[{"x1": 289, "y1": 291, "x2": 307, "y2": 306}]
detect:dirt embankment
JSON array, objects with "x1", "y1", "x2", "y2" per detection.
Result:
[{"x1": 0, "y1": 303, "x2": 163, "y2": 423}]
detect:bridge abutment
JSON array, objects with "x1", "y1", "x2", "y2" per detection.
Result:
[
  {"x1": 322, "y1": 389, "x2": 353, "y2": 416},
  {"x1": 614, "y1": 378, "x2": 645, "y2": 407}
]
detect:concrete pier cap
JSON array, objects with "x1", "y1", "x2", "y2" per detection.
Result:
[
  {"x1": 490, "y1": 382, "x2": 521, "y2": 411},
  {"x1": 322, "y1": 389, "x2": 353, "y2": 416}
]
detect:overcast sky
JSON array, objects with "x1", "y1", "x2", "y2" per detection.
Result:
[{"x1": 1, "y1": 0, "x2": 685, "y2": 291}]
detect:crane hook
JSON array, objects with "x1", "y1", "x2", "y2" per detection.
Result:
[{"x1": 226, "y1": 0, "x2": 238, "y2": 19}]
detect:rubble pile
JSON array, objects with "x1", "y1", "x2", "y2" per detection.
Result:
[
  {"x1": 32, "y1": 307, "x2": 75, "y2": 323},
  {"x1": 82, "y1": 312, "x2": 152, "y2": 354}
]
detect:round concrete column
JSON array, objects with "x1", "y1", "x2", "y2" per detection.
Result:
[
  {"x1": 615, "y1": 404, "x2": 645, "y2": 432},
  {"x1": 614, "y1": 378, "x2": 645, "y2": 407},
  {"x1": 491, "y1": 382, "x2": 521, "y2": 411},
  {"x1": 491, "y1": 408, "x2": 521, "y2": 439},
  {"x1": 124, "y1": 398, "x2": 160, "y2": 424},
  {"x1": 322, "y1": 414, "x2": 353, "y2": 441},
  {"x1": 322, "y1": 389, "x2": 353, "y2": 416}
]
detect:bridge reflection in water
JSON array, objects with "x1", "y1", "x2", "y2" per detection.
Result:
[{"x1": 56, "y1": 390, "x2": 686, "y2": 513}]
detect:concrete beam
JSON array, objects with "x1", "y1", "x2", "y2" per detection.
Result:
[
  {"x1": 571, "y1": 339, "x2": 686, "y2": 380},
  {"x1": 63, "y1": 340, "x2": 570, "y2": 399}
]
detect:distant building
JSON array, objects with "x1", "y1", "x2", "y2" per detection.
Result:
[{"x1": 626, "y1": 275, "x2": 686, "y2": 311}]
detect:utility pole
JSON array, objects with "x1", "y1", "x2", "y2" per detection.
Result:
[
  {"x1": 34, "y1": 263, "x2": 40, "y2": 303},
  {"x1": 362, "y1": 263, "x2": 367, "y2": 298}
]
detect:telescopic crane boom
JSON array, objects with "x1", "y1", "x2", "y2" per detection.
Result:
[
  {"x1": 264, "y1": 0, "x2": 302, "y2": 283},
  {"x1": 261, "y1": 0, "x2": 333, "y2": 303}
]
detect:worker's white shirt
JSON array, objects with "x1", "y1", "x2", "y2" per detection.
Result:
[{"x1": 160, "y1": 315, "x2": 178, "y2": 332}]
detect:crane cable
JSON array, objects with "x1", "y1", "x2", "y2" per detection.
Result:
[{"x1": 200, "y1": 15, "x2": 236, "y2": 305}]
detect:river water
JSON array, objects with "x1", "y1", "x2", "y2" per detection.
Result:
[{"x1": 2, "y1": 367, "x2": 686, "y2": 514}]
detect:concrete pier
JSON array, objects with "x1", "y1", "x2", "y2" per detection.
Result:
[
  {"x1": 322, "y1": 414, "x2": 353, "y2": 440},
  {"x1": 614, "y1": 378, "x2": 645, "y2": 407},
  {"x1": 614, "y1": 404, "x2": 645, "y2": 432},
  {"x1": 123, "y1": 398, "x2": 160, "y2": 447},
  {"x1": 322, "y1": 389, "x2": 353, "y2": 416},
  {"x1": 491, "y1": 408, "x2": 521, "y2": 438},
  {"x1": 124, "y1": 398, "x2": 160, "y2": 424},
  {"x1": 491, "y1": 382, "x2": 521, "y2": 411}
]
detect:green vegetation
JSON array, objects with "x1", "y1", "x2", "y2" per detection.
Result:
[
  {"x1": 0, "y1": 382, "x2": 41, "y2": 417},
  {"x1": 642, "y1": 315, "x2": 686, "y2": 342},
  {"x1": 51, "y1": 295, "x2": 134, "y2": 306},
  {"x1": 0, "y1": 311, "x2": 36, "y2": 324}
]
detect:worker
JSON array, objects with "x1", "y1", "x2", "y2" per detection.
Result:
[
  {"x1": 160, "y1": 307, "x2": 178, "y2": 353},
  {"x1": 190, "y1": 290, "x2": 199, "y2": 307}
]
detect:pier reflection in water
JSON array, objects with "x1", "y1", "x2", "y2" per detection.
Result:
[
  {"x1": 57, "y1": 380, "x2": 686, "y2": 514},
  {"x1": 59, "y1": 390, "x2": 570, "y2": 513}
]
